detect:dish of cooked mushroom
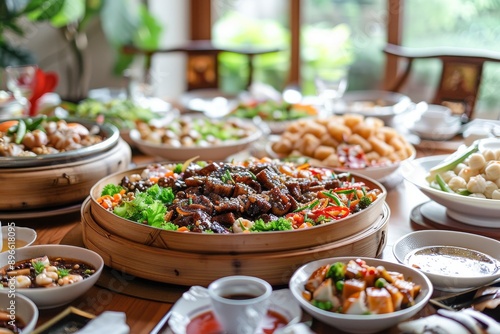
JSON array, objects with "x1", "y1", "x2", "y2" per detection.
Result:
[{"x1": 0, "y1": 116, "x2": 104, "y2": 157}]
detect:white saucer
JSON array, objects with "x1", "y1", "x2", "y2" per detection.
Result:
[
  {"x1": 168, "y1": 287, "x2": 302, "y2": 334},
  {"x1": 411, "y1": 117, "x2": 462, "y2": 140}
]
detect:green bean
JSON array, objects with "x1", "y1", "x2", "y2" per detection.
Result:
[{"x1": 15, "y1": 119, "x2": 27, "y2": 144}]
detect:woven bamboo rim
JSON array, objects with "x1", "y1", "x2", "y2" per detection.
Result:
[
  {"x1": 89, "y1": 165, "x2": 387, "y2": 254},
  {"x1": 81, "y1": 197, "x2": 389, "y2": 286},
  {"x1": 0, "y1": 139, "x2": 131, "y2": 211}
]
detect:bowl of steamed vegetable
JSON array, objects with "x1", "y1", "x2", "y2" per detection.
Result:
[
  {"x1": 129, "y1": 114, "x2": 263, "y2": 161},
  {"x1": 402, "y1": 138, "x2": 500, "y2": 227}
]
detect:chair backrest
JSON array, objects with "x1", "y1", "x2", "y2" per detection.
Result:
[
  {"x1": 122, "y1": 41, "x2": 283, "y2": 92},
  {"x1": 383, "y1": 43, "x2": 500, "y2": 121},
  {"x1": 122, "y1": 41, "x2": 220, "y2": 91}
]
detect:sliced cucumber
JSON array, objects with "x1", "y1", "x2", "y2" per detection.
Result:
[{"x1": 426, "y1": 141, "x2": 479, "y2": 183}]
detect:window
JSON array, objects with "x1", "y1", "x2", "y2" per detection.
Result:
[
  {"x1": 203, "y1": 0, "x2": 500, "y2": 118},
  {"x1": 212, "y1": 0, "x2": 290, "y2": 93},
  {"x1": 401, "y1": 0, "x2": 500, "y2": 119},
  {"x1": 211, "y1": 0, "x2": 386, "y2": 95},
  {"x1": 301, "y1": 0, "x2": 386, "y2": 94}
]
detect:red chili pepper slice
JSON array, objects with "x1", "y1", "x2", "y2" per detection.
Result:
[{"x1": 310, "y1": 206, "x2": 350, "y2": 220}]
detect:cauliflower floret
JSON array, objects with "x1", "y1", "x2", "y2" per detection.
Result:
[
  {"x1": 448, "y1": 176, "x2": 467, "y2": 192},
  {"x1": 468, "y1": 153, "x2": 486, "y2": 171},
  {"x1": 467, "y1": 175, "x2": 487, "y2": 194}
]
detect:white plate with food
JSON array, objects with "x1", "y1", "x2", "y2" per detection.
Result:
[
  {"x1": 334, "y1": 90, "x2": 413, "y2": 125},
  {"x1": 130, "y1": 115, "x2": 263, "y2": 161},
  {"x1": 267, "y1": 113, "x2": 416, "y2": 182},
  {"x1": 0, "y1": 117, "x2": 120, "y2": 167},
  {"x1": 230, "y1": 99, "x2": 319, "y2": 134},
  {"x1": 289, "y1": 257, "x2": 432, "y2": 334},
  {"x1": 393, "y1": 230, "x2": 500, "y2": 292},
  {"x1": 60, "y1": 97, "x2": 179, "y2": 147},
  {"x1": 168, "y1": 287, "x2": 302, "y2": 334},
  {"x1": 402, "y1": 138, "x2": 500, "y2": 227}
]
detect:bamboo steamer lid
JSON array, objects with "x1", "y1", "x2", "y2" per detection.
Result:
[
  {"x1": 88, "y1": 165, "x2": 387, "y2": 253},
  {"x1": 81, "y1": 197, "x2": 389, "y2": 286},
  {"x1": 0, "y1": 139, "x2": 131, "y2": 211}
]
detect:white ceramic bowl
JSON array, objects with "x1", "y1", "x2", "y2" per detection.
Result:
[
  {"x1": 0, "y1": 245, "x2": 104, "y2": 309},
  {"x1": 393, "y1": 230, "x2": 500, "y2": 292},
  {"x1": 335, "y1": 90, "x2": 413, "y2": 125},
  {"x1": 334, "y1": 147, "x2": 415, "y2": 182},
  {"x1": 267, "y1": 141, "x2": 416, "y2": 182},
  {"x1": 0, "y1": 290, "x2": 38, "y2": 333},
  {"x1": 289, "y1": 256, "x2": 433, "y2": 334},
  {"x1": 130, "y1": 118, "x2": 263, "y2": 161},
  {"x1": 402, "y1": 155, "x2": 500, "y2": 227},
  {"x1": 1, "y1": 226, "x2": 37, "y2": 252}
]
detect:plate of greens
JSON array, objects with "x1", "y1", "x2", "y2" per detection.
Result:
[
  {"x1": 130, "y1": 114, "x2": 263, "y2": 161},
  {"x1": 60, "y1": 98, "x2": 179, "y2": 146}
]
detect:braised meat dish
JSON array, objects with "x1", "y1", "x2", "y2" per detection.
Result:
[{"x1": 97, "y1": 158, "x2": 382, "y2": 233}]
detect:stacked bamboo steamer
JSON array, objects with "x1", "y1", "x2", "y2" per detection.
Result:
[
  {"x1": 82, "y1": 164, "x2": 389, "y2": 286},
  {"x1": 0, "y1": 120, "x2": 132, "y2": 212}
]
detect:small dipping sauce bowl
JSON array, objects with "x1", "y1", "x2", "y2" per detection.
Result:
[
  {"x1": 208, "y1": 275, "x2": 272, "y2": 334},
  {"x1": 419, "y1": 104, "x2": 453, "y2": 129},
  {"x1": 1, "y1": 225, "x2": 37, "y2": 252}
]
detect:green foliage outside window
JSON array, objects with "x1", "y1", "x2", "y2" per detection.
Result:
[
  {"x1": 404, "y1": 0, "x2": 500, "y2": 118},
  {"x1": 213, "y1": 12, "x2": 289, "y2": 93}
]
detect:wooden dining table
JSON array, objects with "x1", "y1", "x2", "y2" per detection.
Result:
[{"x1": 16, "y1": 143, "x2": 460, "y2": 334}]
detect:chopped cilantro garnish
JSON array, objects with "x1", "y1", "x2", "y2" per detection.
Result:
[{"x1": 58, "y1": 268, "x2": 71, "y2": 278}]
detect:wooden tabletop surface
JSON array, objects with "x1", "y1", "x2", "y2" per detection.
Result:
[{"x1": 15, "y1": 147, "x2": 458, "y2": 334}]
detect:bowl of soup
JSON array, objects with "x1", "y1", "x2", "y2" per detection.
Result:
[
  {"x1": 0, "y1": 290, "x2": 38, "y2": 333},
  {"x1": 1, "y1": 225, "x2": 37, "y2": 252},
  {"x1": 0, "y1": 244, "x2": 104, "y2": 309}
]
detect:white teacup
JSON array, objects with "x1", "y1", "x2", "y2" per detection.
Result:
[
  {"x1": 208, "y1": 275, "x2": 272, "y2": 334},
  {"x1": 419, "y1": 104, "x2": 452, "y2": 129}
]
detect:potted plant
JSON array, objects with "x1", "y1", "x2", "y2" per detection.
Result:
[{"x1": 0, "y1": 0, "x2": 162, "y2": 100}]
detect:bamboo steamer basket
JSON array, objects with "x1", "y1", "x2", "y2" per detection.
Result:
[
  {"x1": 0, "y1": 118, "x2": 131, "y2": 210},
  {"x1": 81, "y1": 197, "x2": 389, "y2": 286},
  {"x1": 88, "y1": 165, "x2": 387, "y2": 253}
]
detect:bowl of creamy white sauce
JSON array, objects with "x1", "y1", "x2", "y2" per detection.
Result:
[{"x1": 393, "y1": 230, "x2": 500, "y2": 292}]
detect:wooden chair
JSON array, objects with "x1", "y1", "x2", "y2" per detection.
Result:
[
  {"x1": 383, "y1": 43, "x2": 500, "y2": 121},
  {"x1": 122, "y1": 41, "x2": 283, "y2": 91}
]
